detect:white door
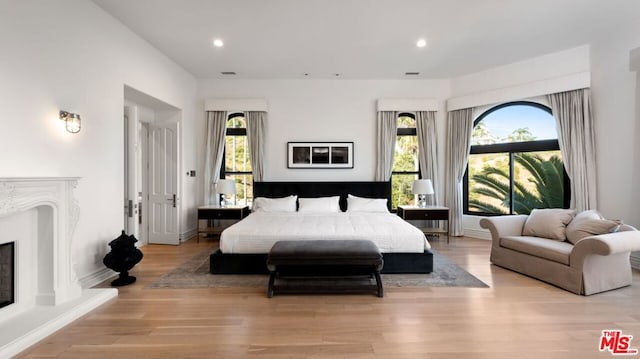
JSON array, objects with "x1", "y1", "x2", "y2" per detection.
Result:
[{"x1": 148, "y1": 121, "x2": 180, "y2": 245}]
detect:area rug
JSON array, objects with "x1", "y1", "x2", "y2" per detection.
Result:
[{"x1": 146, "y1": 246, "x2": 489, "y2": 289}]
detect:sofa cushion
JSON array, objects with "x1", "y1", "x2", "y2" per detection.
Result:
[
  {"x1": 501, "y1": 235, "x2": 573, "y2": 265},
  {"x1": 566, "y1": 210, "x2": 620, "y2": 244},
  {"x1": 522, "y1": 208, "x2": 576, "y2": 241}
]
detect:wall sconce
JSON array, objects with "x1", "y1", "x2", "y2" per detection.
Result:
[{"x1": 59, "y1": 111, "x2": 81, "y2": 133}]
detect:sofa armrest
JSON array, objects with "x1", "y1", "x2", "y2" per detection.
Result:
[
  {"x1": 480, "y1": 215, "x2": 528, "y2": 248},
  {"x1": 570, "y1": 230, "x2": 640, "y2": 268}
]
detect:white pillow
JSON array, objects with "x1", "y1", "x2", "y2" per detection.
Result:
[
  {"x1": 346, "y1": 194, "x2": 388, "y2": 213},
  {"x1": 297, "y1": 196, "x2": 341, "y2": 213},
  {"x1": 252, "y1": 195, "x2": 297, "y2": 212}
]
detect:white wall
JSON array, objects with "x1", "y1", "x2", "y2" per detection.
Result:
[
  {"x1": 589, "y1": 23, "x2": 640, "y2": 228},
  {"x1": 0, "y1": 0, "x2": 197, "y2": 286},
  {"x1": 450, "y1": 46, "x2": 591, "y2": 97},
  {"x1": 196, "y1": 79, "x2": 450, "y2": 207}
]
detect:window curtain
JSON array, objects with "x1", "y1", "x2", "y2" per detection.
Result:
[
  {"x1": 245, "y1": 111, "x2": 266, "y2": 182},
  {"x1": 204, "y1": 111, "x2": 227, "y2": 205},
  {"x1": 375, "y1": 111, "x2": 398, "y2": 181},
  {"x1": 444, "y1": 108, "x2": 474, "y2": 236},
  {"x1": 548, "y1": 88, "x2": 597, "y2": 211},
  {"x1": 415, "y1": 111, "x2": 439, "y2": 205}
]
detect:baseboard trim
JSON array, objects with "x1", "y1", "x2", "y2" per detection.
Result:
[
  {"x1": 464, "y1": 228, "x2": 491, "y2": 240},
  {"x1": 181, "y1": 227, "x2": 197, "y2": 242},
  {"x1": 79, "y1": 267, "x2": 116, "y2": 289}
]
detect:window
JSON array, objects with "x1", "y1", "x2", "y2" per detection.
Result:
[
  {"x1": 221, "y1": 113, "x2": 253, "y2": 206},
  {"x1": 391, "y1": 113, "x2": 419, "y2": 209},
  {"x1": 464, "y1": 102, "x2": 570, "y2": 215}
]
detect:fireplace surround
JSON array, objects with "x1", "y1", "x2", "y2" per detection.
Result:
[{"x1": 0, "y1": 177, "x2": 117, "y2": 357}]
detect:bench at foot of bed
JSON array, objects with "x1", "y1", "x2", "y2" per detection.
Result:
[
  {"x1": 266, "y1": 240, "x2": 384, "y2": 298},
  {"x1": 209, "y1": 247, "x2": 433, "y2": 274}
]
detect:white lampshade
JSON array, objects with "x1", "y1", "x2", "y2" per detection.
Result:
[
  {"x1": 412, "y1": 179, "x2": 434, "y2": 195},
  {"x1": 215, "y1": 179, "x2": 236, "y2": 195}
]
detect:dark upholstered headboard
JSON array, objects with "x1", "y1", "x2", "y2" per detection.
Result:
[{"x1": 253, "y1": 181, "x2": 391, "y2": 211}]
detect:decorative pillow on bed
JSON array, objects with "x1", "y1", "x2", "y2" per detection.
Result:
[
  {"x1": 252, "y1": 195, "x2": 297, "y2": 212},
  {"x1": 297, "y1": 196, "x2": 341, "y2": 213},
  {"x1": 522, "y1": 208, "x2": 576, "y2": 241},
  {"x1": 346, "y1": 194, "x2": 388, "y2": 213}
]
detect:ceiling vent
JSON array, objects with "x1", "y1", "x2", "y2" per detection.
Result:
[
  {"x1": 405, "y1": 72, "x2": 420, "y2": 76},
  {"x1": 221, "y1": 71, "x2": 236, "y2": 75}
]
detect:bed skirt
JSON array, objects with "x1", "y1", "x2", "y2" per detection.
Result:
[{"x1": 209, "y1": 249, "x2": 433, "y2": 274}]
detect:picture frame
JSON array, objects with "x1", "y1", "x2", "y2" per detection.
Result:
[{"x1": 287, "y1": 142, "x2": 354, "y2": 168}]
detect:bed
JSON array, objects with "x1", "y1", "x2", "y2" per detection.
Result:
[{"x1": 209, "y1": 181, "x2": 434, "y2": 274}]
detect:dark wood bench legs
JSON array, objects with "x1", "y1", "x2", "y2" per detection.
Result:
[
  {"x1": 267, "y1": 272, "x2": 276, "y2": 298},
  {"x1": 267, "y1": 270, "x2": 384, "y2": 298},
  {"x1": 374, "y1": 271, "x2": 383, "y2": 297}
]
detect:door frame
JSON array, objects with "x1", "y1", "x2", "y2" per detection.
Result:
[{"x1": 124, "y1": 86, "x2": 182, "y2": 245}]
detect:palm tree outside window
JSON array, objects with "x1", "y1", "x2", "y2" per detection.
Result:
[{"x1": 464, "y1": 101, "x2": 570, "y2": 215}]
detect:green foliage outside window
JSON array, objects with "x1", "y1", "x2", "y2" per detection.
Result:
[
  {"x1": 391, "y1": 115, "x2": 419, "y2": 208},
  {"x1": 468, "y1": 151, "x2": 564, "y2": 215},
  {"x1": 224, "y1": 115, "x2": 253, "y2": 206}
]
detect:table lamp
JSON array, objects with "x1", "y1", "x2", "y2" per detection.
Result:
[
  {"x1": 215, "y1": 179, "x2": 236, "y2": 207},
  {"x1": 412, "y1": 179, "x2": 434, "y2": 208}
]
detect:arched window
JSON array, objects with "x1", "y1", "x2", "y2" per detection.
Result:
[
  {"x1": 464, "y1": 101, "x2": 570, "y2": 215},
  {"x1": 391, "y1": 113, "x2": 419, "y2": 208},
  {"x1": 220, "y1": 113, "x2": 253, "y2": 206}
]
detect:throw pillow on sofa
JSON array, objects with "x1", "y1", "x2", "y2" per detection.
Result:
[
  {"x1": 566, "y1": 210, "x2": 621, "y2": 244},
  {"x1": 523, "y1": 208, "x2": 576, "y2": 241}
]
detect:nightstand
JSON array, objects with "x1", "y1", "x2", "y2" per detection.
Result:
[
  {"x1": 397, "y1": 205, "x2": 450, "y2": 243},
  {"x1": 197, "y1": 205, "x2": 250, "y2": 242}
]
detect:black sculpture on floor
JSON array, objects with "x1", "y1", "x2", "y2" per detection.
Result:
[{"x1": 103, "y1": 230, "x2": 143, "y2": 286}]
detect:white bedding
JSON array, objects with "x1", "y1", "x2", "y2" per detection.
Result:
[{"x1": 220, "y1": 212, "x2": 430, "y2": 254}]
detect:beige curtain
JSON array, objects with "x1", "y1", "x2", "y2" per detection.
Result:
[
  {"x1": 415, "y1": 111, "x2": 439, "y2": 205},
  {"x1": 375, "y1": 111, "x2": 398, "y2": 181},
  {"x1": 204, "y1": 111, "x2": 227, "y2": 205},
  {"x1": 548, "y1": 88, "x2": 597, "y2": 211},
  {"x1": 245, "y1": 111, "x2": 266, "y2": 182},
  {"x1": 445, "y1": 108, "x2": 474, "y2": 236}
]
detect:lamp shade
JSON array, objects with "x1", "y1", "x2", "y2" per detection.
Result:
[
  {"x1": 412, "y1": 179, "x2": 434, "y2": 195},
  {"x1": 215, "y1": 179, "x2": 236, "y2": 195}
]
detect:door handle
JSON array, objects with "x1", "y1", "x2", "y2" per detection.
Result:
[
  {"x1": 172, "y1": 194, "x2": 177, "y2": 208},
  {"x1": 127, "y1": 200, "x2": 133, "y2": 218}
]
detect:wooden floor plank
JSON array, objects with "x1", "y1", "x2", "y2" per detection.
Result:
[{"x1": 16, "y1": 236, "x2": 640, "y2": 359}]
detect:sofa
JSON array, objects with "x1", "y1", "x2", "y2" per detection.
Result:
[{"x1": 480, "y1": 209, "x2": 640, "y2": 295}]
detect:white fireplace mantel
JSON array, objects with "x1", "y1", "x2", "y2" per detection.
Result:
[
  {"x1": 0, "y1": 177, "x2": 117, "y2": 357},
  {"x1": 0, "y1": 177, "x2": 82, "y2": 305}
]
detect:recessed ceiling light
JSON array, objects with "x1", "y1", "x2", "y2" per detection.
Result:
[
  {"x1": 416, "y1": 38, "x2": 427, "y2": 48},
  {"x1": 213, "y1": 39, "x2": 224, "y2": 47}
]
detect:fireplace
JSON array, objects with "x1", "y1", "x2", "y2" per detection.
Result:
[
  {"x1": 0, "y1": 177, "x2": 117, "y2": 357},
  {"x1": 0, "y1": 242, "x2": 14, "y2": 309}
]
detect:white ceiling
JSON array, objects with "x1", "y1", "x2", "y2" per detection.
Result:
[{"x1": 92, "y1": 0, "x2": 640, "y2": 79}]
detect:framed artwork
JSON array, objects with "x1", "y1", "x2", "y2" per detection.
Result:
[{"x1": 287, "y1": 142, "x2": 354, "y2": 168}]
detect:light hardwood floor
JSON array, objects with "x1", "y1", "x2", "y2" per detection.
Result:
[{"x1": 18, "y1": 237, "x2": 640, "y2": 359}]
